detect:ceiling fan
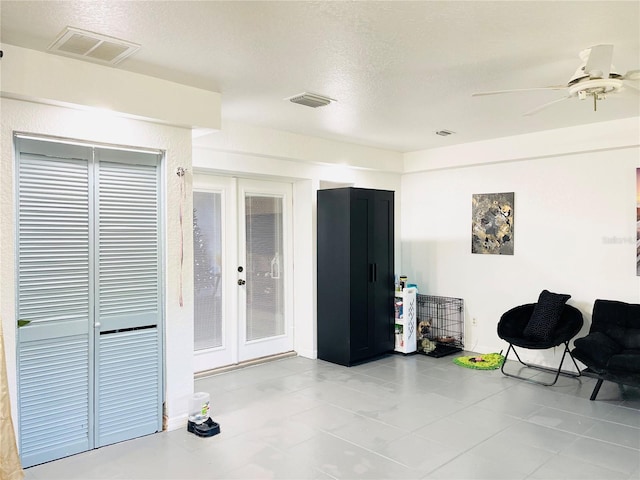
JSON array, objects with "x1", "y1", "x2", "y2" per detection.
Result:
[{"x1": 473, "y1": 44, "x2": 640, "y2": 116}]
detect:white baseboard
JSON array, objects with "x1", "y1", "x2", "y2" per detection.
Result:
[
  {"x1": 295, "y1": 347, "x2": 317, "y2": 359},
  {"x1": 164, "y1": 414, "x2": 188, "y2": 432}
]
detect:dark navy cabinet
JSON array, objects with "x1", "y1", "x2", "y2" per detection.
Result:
[{"x1": 317, "y1": 187, "x2": 394, "y2": 366}]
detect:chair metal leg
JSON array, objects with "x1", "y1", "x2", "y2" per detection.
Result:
[
  {"x1": 500, "y1": 342, "x2": 582, "y2": 386},
  {"x1": 590, "y1": 378, "x2": 604, "y2": 401}
]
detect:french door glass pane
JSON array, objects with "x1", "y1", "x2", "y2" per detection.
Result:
[
  {"x1": 245, "y1": 195, "x2": 284, "y2": 341},
  {"x1": 193, "y1": 191, "x2": 223, "y2": 350}
]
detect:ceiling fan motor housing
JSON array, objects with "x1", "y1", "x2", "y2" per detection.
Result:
[{"x1": 570, "y1": 78, "x2": 623, "y2": 100}]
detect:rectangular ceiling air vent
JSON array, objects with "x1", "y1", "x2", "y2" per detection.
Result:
[
  {"x1": 286, "y1": 92, "x2": 335, "y2": 108},
  {"x1": 48, "y1": 27, "x2": 140, "y2": 65},
  {"x1": 435, "y1": 130, "x2": 455, "y2": 136}
]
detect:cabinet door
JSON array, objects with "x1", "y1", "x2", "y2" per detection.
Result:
[
  {"x1": 349, "y1": 191, "x2": 375, "y2": 362},
  {"x1": 371, "y1": 191, "x2": 395, "y2": 354}
]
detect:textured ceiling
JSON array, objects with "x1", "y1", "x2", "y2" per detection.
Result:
[{"x1": 1, "y1": 1, "x2": 639, "y2": 152}]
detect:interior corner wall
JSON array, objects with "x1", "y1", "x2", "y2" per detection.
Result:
[
  {"x1": 401, "y1": 121, "x2": 640, "y2": 368},
  {"x1": 0, "y1": 98, "x2": 194, "y2": 437}
]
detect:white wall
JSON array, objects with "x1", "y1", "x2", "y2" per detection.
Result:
[
  {"x1": 193, "y1": 122, "x2": 403, "y2": 359},
  {"x1": 401, "y1": 118, "x2": 640, "y2": 368},
  {"x1": 0, "y1": 98, "x2": 194, "y2": 434}
]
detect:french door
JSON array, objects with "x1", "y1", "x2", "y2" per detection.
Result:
[
  {"x1": 193, "y1": 175, "x2": 293, "y2": 372},
  {"x1": 15, "y1": 136, "x2": 163, "y2": 468}
]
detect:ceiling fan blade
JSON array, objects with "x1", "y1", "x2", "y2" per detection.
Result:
[
  {"x1": 472, "y1": 86, "x2": 566, "y2": 97},
  {"x1": 584, "y1": 44, "x2": 613, "y2": 79},
  {"x1": 621, "y1": 69, "x2": 640, "y2": 81},
  {"x1": 523, "y1": 96, "x2": 572, "y2": 116}
]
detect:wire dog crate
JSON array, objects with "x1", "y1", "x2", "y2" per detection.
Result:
[{"x1": 416, "y1": 295, "x2": 464, "y2": 358}]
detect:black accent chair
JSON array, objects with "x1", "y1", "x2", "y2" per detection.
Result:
[
  {"x1": 571, "y1": 299, "x2": 640, "y2": 400},
  {"x1": 498, "y1": 297, "x2": 584, "y2": 386}
]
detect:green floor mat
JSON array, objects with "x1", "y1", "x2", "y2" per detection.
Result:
[{"x1": 453, "y1": 353, "x2": 505, "y2": 370}]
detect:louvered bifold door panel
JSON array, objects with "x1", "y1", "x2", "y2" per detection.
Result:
[
  {"x1": 94, "y1": 150, "x2": 162, "y2": 447},
  {"x1": 98, "y1": 328, "x2": 159, "y2": 446},
  {"x1": 18, "y1": 335, "x2": 89, "y2": 467},
  {"x1": 16, "y1": 139, "x2": 92, "y2": 467}
]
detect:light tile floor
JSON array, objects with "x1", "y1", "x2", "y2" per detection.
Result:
[{"x1": 24, "y1": 353, "x2": 640, "y2": 480}]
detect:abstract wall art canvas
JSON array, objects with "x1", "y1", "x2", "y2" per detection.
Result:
[{"x1": 472, "y1": 192, "x2": 514, "y2": 255}]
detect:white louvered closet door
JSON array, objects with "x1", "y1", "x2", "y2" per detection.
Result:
[
  {"x1": 16, "y1": 137, "x2": 163, "y2": 468},
  {"x1": 94, "y1": 149, "x2": 162, "y2": 448},
  {"x1": 17, "y1": 140, "x2": 93, "y2": 468}
]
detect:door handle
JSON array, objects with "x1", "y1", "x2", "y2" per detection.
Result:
[
  {"x1": 369, "y1": 263, "x2": 377, "y2": 283},
  {"x1": 237, "y1": 279, "x2": 246, "y2": 286},
  {"x1": 270, "y1": 253, "x2": 280, "y2": 279}
]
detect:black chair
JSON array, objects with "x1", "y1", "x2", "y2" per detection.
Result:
[
  {"x1": 498, "y1": 297, "x2": 584, "y2": 386},
  {"x1": 572, "y1": 299, "x2": 640, "y2": 400}
]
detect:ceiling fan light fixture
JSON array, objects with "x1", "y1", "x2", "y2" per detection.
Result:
[{"x1": 570, "y1": 78, "x2": 622, "y2": 99}]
